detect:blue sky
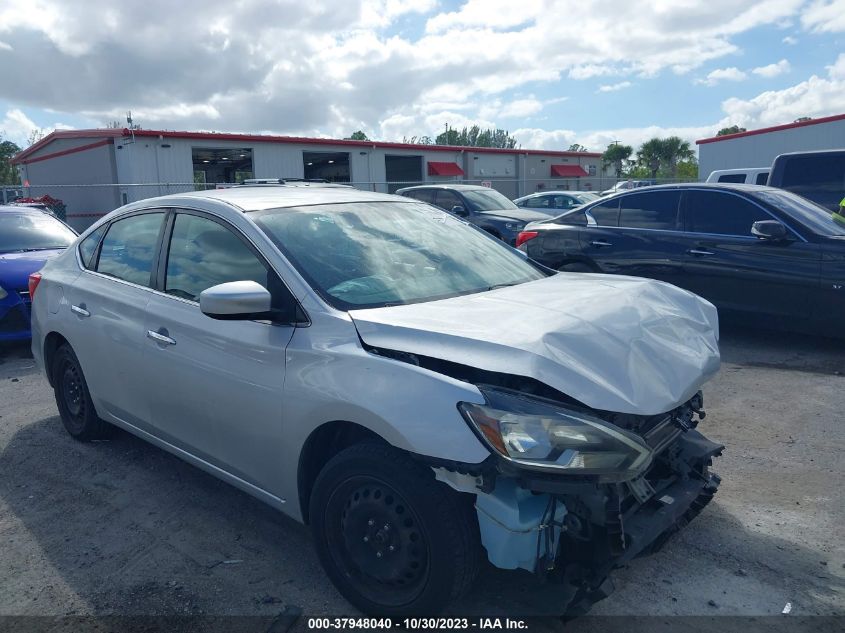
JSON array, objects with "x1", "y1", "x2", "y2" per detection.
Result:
[{"x1": 0, "y1": 0, "x2": 844, "y2": 152}]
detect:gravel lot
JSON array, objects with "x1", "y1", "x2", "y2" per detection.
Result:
[{"x1": 0, "y1": 326, "x2": 843, "y2": 630}]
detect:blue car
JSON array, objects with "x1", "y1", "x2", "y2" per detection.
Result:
[{"x1": 1, "y1": 205, "x2": 77, "y2": 342}]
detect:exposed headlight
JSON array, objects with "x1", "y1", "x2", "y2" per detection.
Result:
[
  {"x1": 459, "y1": 388, "x2": 652, "y2": 482},
  {"x1": 504, "y1": 222, "x2": 524, "y2": 231},
  {"x1": 0, "y1": 285, "x2": 7, "y2": 300}
]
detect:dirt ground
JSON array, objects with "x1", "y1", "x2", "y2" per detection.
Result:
[{"x1": 0, "y1": 325, "x2": 843, "y2": 631}]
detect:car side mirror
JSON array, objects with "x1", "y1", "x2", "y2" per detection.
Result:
[
  {"x1": 751, "y1": 220, "x2": 789, "y2": 241},
  {"x1": 451, "y1": 205, "x2": 469, "y2": 217},
  {"x1": 200, "y1": 280, "x2": 272, "y2": 320}
]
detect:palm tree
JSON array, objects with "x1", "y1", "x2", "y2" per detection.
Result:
[
  {"x1": 660, "y1": 136, "x2": 694, "y2": 179},
  {"x1": 636, "y1": 136, "x2": 695, "y2": 180},
  {"x1": 637, "y1": 138, "x2": 664, "y2": 179}
]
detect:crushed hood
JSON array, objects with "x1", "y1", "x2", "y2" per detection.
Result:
[{"x1": 349, "y1": 273, "x2": 720, "y2": 416}]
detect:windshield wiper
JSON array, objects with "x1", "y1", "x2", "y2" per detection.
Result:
[{"x1": 487, "y1": 283, "x2": 518, "y2": 290}]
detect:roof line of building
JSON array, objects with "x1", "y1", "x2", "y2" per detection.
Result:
[
  {"x1": 14, "y1": 138, "x2": 114, "y2": 165},
  {"x1": 695, "y1": 112, "x2": 845, "y2": 145},
  {"x1": 12, "y1": 128, "x2": 602, "y2": 164}
]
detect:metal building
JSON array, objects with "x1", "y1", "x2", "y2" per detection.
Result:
[
  {"x1": 697, "y1": 113, "x2": 845, "y2": 179},
  {"x1": 12, "y1": 129, "x2": 607, "y2": 230}
]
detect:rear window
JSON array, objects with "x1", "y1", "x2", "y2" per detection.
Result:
[
  {"x1": 0, "y1": 212, "x2": 76, "y2": 253},
  {"x1": 776, "y1": 154, "x2": 845, "y2": 211}
]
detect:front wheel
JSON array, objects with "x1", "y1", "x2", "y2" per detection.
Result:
[
  {"x1": 51, "y1": 343, "x2": 108, "y2": 441},
  {"x1": 309, "y1": 443, "x2": 481, "y2": 616}
]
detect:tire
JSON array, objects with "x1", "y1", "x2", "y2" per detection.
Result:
[
  {"x1": 559, "y1": 262, "x2": 593, "y2": 273},
  {"x1": 309, "y1": 442, "x2": 481, "y2": 616},
  {"x1": 51, "y1": 343, "x2": 108, "y2": 441}
]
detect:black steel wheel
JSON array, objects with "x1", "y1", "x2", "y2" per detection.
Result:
[
  {"x1": 309, "y1": 442, "x2": 481, "y2": 616},
  {"x1": 51, "y1": 344, "x2": 108, "y2": 441}
]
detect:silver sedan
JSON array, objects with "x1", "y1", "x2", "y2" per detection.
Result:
[{"x1": 30, "y1": 184, "x2": 723, "y2": 616}]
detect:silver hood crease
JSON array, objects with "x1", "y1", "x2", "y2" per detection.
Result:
[{"x1": 350, "y1": 273, "x2": 721, "y2": 416}]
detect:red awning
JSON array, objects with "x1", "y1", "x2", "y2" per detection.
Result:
[
  {"x1": 550, "y1": 164, "x2": 589, "y2": 178},
  {"x1": 427, "y1": 161, "x2": 465, "y2": 176}
]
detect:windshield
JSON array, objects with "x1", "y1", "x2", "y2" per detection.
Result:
[
  {"x1": 756, "y1": 189, "x2": 845, "y2": 237},
  {"x1": 462, "y1": 189, "x2": 518, "y2": 212},
  {"x1": 574, "y1": 192, "x2": 599, "y2": 203},
  {"x1": 0, "y1": 212, "x2": 76, "y2": 253},
  {"x1": 252, "y1": 201, "x2": 546, "y2": 309}
]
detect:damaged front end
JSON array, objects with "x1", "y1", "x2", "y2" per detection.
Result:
[{"x1": 434, "y1": 385, "x2": 722, "y2": 615}]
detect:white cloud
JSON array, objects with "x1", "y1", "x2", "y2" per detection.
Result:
[
  {"x1": 721, "y1": 53, "x2": 845, "y2": 127},
  {"x1": 0, "y1": 0, "x2": 821, "y2": 145},
  {"x1": 0, "y1": 108, "x2": 72, "y2": 146},
  {"x1": 752, "y1": 59, "x2": 791, "y2": 77},
  {"x1": 801, "y1": 0, "x2": 845, "y2": 33},
  {"x1": 696, "y1": 67, "x2": 748, "y2": 86},
  {"x1": 513, "y1": 123, "x2": 718, "y2": 153},
  {"x1": 597, "y1": 81, "x2": 632, "y2": 93},
  {"x1": 782, "y1": 35, "x2": 798, "y2": 44}
]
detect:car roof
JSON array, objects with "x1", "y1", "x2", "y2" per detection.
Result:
[
  {"x1": 396, "y1": 184, "x2": 491, "y2": 193},
  {"x1": 601, "y1": 182, "x2": 780, "y2": 196},
  {"x1": 120, "y1": 184, "x2": 414, "y2": 213}
]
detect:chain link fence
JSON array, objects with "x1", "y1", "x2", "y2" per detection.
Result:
[{"x1": 2, "y1": 176, "x2": 697, "y2": 231}]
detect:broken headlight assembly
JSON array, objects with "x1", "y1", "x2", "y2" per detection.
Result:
[{"x1": 458, "y1": 387, "x2": 653, "y2": 482}]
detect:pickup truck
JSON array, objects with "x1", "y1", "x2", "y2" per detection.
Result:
[{"x1": 768, "y1": 149, "x2": 845, "y2": 212}]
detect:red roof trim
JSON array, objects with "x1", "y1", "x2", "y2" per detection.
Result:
[
  {"x1": 427, "y1": 161, "x2": 465, "y2": 176},
  {"x1": 11, "y1": 129, "x2": 124, "y2": 164},
  {"x1": 14, "y1": 138, "x2": 113, "y2": 165},
  {"x1": 696, "y1": 112, "x2": 845, "y2": 145},
  {"x1": 13, "y1": 128, "x2": 602, "y2": 161},
  {"x1": 550, "y1": 164, "x2": 589, "y2": 178}
]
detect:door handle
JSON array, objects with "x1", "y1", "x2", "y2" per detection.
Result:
[
  {"x1": 687, "y1": 248, "x2": 715, "y2": 256},
  {"x1": 147, "y1": 330, "x2": 176, "y2": 345},
  {"x1": 590, "y1": 240, "x2": 612, "y2": 248},
  {"x1": 70, "y1": 304, "x2": 90, "y2": 317}
]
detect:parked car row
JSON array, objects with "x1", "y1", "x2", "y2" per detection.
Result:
[
  {"x1": 516, "y1": 183, "x2": 845, "y2": 336},
  {"x1": 0, "y1": 205, "x2": 77, "y2": 342},
  {"x1": 28, "y1": 183, "x2": 723, "y2": 616}
]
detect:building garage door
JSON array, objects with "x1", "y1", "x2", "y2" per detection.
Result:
[{"x1": 385, "y1": 155, "x2": 423, "y2": 193}]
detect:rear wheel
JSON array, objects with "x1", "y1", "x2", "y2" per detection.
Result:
[
  {"x1": 51, "y1": 344, "x2": 108, "y2": 441},
  {"x1": 309, "y1": 442, "x2": 480, "y2": 616}
]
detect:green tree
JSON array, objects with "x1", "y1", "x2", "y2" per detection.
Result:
[
  {"x1": 676, "y1": 159, "x2": 699, "y2": 181},
  {"x1": 636, "y1": 136, "x2": 694, "y2": 180},
  {"x1": 568, "y1": 143, "x2": 588, "y2": 152},
  {"x1": 602, "y1": 143, "x2": 633, "y2": 178},
  {"x1": 717, "y1": 125, "x2": 746, "y2": 136},
  {"x1": 637, "y1": 138, "x2": 665, "y2": 179},
  {"x1": 0, "y1": 138, "x2": 22, "y2": 186},
  {"x1": 346, "y1": 130, "x2": 369, "y2": 141},
  {"x1": 435, "y1": 124, "x2": 518, "y2": 148}
]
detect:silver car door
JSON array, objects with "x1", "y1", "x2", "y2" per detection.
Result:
[
  {"x1": 64, "y1": 210, "x2": 167, "y2": 429},
  {"x1": 141, "y1": 210, "x2": 296, "y2": 496}
]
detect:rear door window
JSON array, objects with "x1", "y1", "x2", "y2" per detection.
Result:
[
  {"x1": 410, "y1": 189, "x2": 436, "y2": 205},
  {"x1": 619, "y1": 191, "x2": 681, "y2": 230},
  {"x1": 755, "y1": 172, "x2": 769, "y2": 185},
  {"x1": 685, "y1": 191, "x2": 769, "y2": 236},
  {"x1": 587, "y1": 199, "x2": 620, "y2": 226},
  {"x1": 96, "y1": 212, "x2": 165, "y2": 287},
  {"x1": 523, "y1": 195, "x2": 551, "y2": 209},
  {"x1": 717, "y1": 173, "x2": 747, "y2": 183},
  {"x1": 78, "y1": 225, "x2": 107, "y2": 269}
]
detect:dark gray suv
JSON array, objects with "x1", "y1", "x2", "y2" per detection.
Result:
[{"x1": 396, "y1": 184, "x2": 548, "y2": 245}]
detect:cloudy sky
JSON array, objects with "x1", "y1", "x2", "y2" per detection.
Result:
[{"x1": 0, "y1": 0, "x2": 843, "y2": 152}]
